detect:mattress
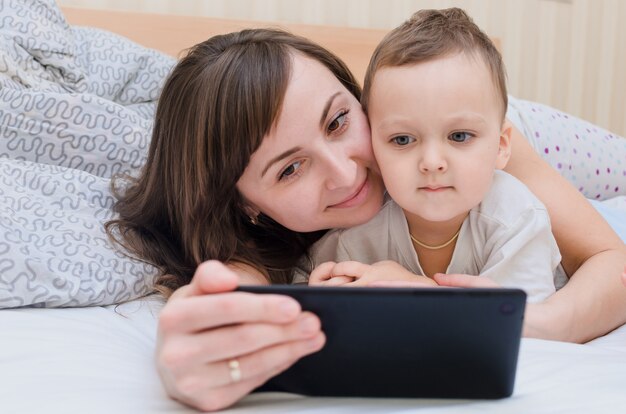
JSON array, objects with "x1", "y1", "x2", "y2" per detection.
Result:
[{"x1": 1, "y1": 296, "x2": 625, "y2": 413}]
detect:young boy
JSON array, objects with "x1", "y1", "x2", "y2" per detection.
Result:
[{"x1": 301, "y1": 8, "x2": 567, "y2": 302}]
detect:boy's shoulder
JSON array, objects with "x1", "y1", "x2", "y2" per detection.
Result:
[
  {"x1": 474, "y1": 170, "x2": 549, "y2": 225},
  {"x1": 310, "y1": 197, "x2": 400, "y2": 254},
  {"x1": 321, "y1": 197, "x2": 399, "y2": 240}
]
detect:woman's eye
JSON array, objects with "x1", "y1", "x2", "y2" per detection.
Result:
[
  {"x1": 279, "y1": 160, "x2": 302, "y2": 181},
  {"x1": 449, "y1": 131, "x2": 472, "y2": 143},
  {"x1": 328, "y1": 111, "x2": 347, "y2": 133},
  {"x1": 391, "y1": 135, "x2": 414, "y2": 146}
]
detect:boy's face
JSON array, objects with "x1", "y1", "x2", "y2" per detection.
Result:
[{"x1": 367, "y1": 52, "x2": 511, "y2": 225}]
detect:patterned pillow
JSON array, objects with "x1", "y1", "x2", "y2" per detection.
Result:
[
  {"x1": 0, "y1": 159, "x2": 157, "y2": 307},
  {"x1": 0, "y1": 0, "x2": 174, "y2": 307}
]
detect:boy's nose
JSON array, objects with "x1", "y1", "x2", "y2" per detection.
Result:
[{"x1": 419, "y1": 142, "x2": 447, "y2": 173}]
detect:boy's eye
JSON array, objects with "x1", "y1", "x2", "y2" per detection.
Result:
[
  {"x1": 449, "y1": 131, "x2": 472, "y2": 143},
  {"x1": 391, "y1": 135, "x2": 415, "y2": 146}
]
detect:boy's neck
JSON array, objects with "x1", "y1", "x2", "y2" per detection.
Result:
[{"x1": 405, "y1": 211, "x2": 468, "y2": 278}]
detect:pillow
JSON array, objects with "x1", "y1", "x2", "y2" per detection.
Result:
[
  {"x1": 0, "y1": 158, "x2": 158, "y2": 308},
  {"x1": 0, "y1": 0, "x2": 81, "y2": 92},
  {"x1": 0, "y1": 1, "x2": 176, "y2": 178},
  {"x1": 589, "y1": 198, "x2": 626, "y2": 243},
  {"x1": 0, "y1": 0, "x2": 170, "y2": 307}
]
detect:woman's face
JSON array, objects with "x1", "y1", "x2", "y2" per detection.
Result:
[{"x1": 237, "y1": 53, "x2": 385, "y2": 232}]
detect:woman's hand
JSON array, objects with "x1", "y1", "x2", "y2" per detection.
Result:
[
  {"x1": 156, "y1": 261, "x2": 325, "y2": 411},
  {"x1": 309, "y1": 260, "x2": 438, "y2": 287},
  {"x1": 425, "y1": 274, "x2": 570, "y2": 340}
]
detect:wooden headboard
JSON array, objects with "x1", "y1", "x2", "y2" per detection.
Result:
[
  {"x1": 61, "y1": 7, "x2": 501, "y2": 86},
  {"x1": 61, "y1": 7, "x2": 389, "y2": 84}
]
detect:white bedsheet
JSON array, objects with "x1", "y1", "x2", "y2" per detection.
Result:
[{"x1": 1, "y1": 296, "x2": 625, "y2": 413}]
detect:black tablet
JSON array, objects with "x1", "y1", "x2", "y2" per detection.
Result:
[{"x1": 237, "y1": 285, "x2": 526, "y2": 399}]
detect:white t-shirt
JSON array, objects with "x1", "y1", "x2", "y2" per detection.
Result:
[{"x1": 295, "y1": 171, "x2": 567, "y2": 303}]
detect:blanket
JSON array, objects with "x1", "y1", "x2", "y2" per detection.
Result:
[{"x1": 0, "y1": 0, "x2": 173, "y2": 307}]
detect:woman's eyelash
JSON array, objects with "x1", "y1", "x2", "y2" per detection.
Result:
[
  {"x1": 327, "y1": 109, "x2": 350, "y2": 134},
  {"x1": 278, "y1": 160, "x2": 304, "y2": 182},
  {"x1": 277, "y1": 109, "x2": 350, "y2": 183}
]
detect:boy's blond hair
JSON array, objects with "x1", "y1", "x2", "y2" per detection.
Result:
[{"x1": 362, "y1": 8, "x2": 507, "y2": 120}]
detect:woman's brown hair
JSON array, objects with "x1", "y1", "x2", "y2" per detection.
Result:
[
  {"x1": 106, "y1": 28, "x2": 361, "y2": 297},
  {"x1": 361, "y1": 8, "x2": 507, "y2": 120}
]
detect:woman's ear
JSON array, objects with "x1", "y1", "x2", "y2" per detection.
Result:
[
  {"x1": 495, "y1": 125, "x2": 512, "y2": 170},
  {"x1": 242, "y1": 205, "x2": 260, "y2": 225}
]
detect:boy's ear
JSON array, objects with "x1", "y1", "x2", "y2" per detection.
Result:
[{"x1": 495, "y1": 126, "x2": 512, "y2": 170}]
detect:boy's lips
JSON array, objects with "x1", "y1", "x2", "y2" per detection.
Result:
[
  {"x1": 419, "y1": 185, "x2": 452, "y2": 192},
  {"x1": 330, "y1": 178, "x2": 370, "y2": 209}
]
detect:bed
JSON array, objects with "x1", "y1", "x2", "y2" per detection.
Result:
[{"x1": 1, "y1": 1, "x2": 626, "y2": 413}]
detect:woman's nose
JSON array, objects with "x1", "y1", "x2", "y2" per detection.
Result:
[{"x1": 323, "y1": 151, "x2": 356, "y2": 191}]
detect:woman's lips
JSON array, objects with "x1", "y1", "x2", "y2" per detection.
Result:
[{"x1": 330, "y1": 178, "x2": 370, "y2": 209}]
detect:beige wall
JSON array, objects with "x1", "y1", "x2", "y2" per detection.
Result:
[{"x1": 59, "y1": 0, "x2": 626, "y2": 137}]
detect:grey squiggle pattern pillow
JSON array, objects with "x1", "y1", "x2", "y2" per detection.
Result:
[
  {"x1": 0, "y1": 158, "x2": 155, "y2": 308},
  {"x1": 0, "y1": 3, "x2": 175, "y2": 177},
  {"x1": 0, "y1": 0, "x2": 176, "y2": 307}
]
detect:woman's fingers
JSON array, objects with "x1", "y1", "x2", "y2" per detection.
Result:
[
  {"x1": 433, "y1": 273, "x2": 499, "y2": 288},
  {"x1": 208, "y1": 331, "x2": 326, "y2": 388},
  {"x1": 160, "y1": 312, "x2": 322, "y2": 368},
  {"x1": 173, "y1": 260, "x2": 239, "y2": 300},
  {"x1": 165, "y1": 333, "x2": 326, "y2": 412},
  {"x1": 156, "y1": 259, "x2": 324, "y2": 412},
  {"x1": 159, "y1": 292, "x2": 302, "y2": 334}
]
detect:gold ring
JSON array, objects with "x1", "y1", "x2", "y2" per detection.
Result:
[{"x1": 228, "y1": 359, "x2": 242, "y2": 383}]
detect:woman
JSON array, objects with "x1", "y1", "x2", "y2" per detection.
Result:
[{"x1": 106, "y1": 29, "x2": 626, "y2": 411}]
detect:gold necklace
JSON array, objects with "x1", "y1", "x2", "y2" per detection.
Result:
[{"x1": 410, "y1": 227, "x2": 461, "y2": 250}]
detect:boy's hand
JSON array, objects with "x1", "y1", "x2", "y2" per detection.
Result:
[
  {"x1": 308, "y1": 260, "x2": 438, "y2": 287},
  {"x1": 308, "y1": 261, "x2": 356, "y2": 286}
]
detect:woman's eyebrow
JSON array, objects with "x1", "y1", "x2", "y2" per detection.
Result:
[
  {"x1": 261, "y1": 147, "x2": 302, "y2": 177},
  {"x1": 319, "y1": 92, "x2": 341, "y2": 129}
]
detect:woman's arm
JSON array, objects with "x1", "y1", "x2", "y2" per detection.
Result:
[
  {"x1": 504, "y1": 122, "x2": 626, "y2": 343},
  {"x1": 155, "y1": 261, "x2": 325, "y2": 411}
]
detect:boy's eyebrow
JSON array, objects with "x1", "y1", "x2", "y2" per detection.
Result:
[
  {"x1": 261, "y1": 147, "x2": 302, "y2": 177},
  {"x1": 319, "y1": 92, "x2": 341, "y2": 129}
]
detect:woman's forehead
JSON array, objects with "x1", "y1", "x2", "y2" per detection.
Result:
[
  {"x1": 240, "y1": 60, "x2": 351, "y2": 180},
  {"x1": 287, "y1": 52, "x2": 345, "y2": 96},
  {"x1": 276, "y1": 53, "x2": 350, "y2": 126}
]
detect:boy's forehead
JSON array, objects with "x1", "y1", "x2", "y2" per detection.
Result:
[
  {"x1": 371, "y1": 53, "x2": 504, "y2": 115},
  {"x1": 367, "y1": 54, "x2": 504, "y2": 122}
]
